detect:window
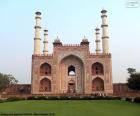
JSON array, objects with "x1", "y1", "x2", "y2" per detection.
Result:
[
  {"x1": 92, "y1": 62, "x2": 104, "y2": 75},
  {"x1": 40, "y1": 63, "x2": 51, "y2": 76},
  {"x1": 68, "y1": 65, "x2": 76, "y2": 76}
]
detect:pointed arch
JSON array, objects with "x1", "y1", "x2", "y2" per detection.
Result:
[
  {"x1": 60, "y1": 54, "x2": 84, "y2": 93},
  {"x1": 92, "y1": 77, "x2": 104, "y2": 91},
  {"x1": 39, "y1": 78, "x2": 51, "y2": 92},
  {"x1": 92, "y1": 62, "x2": 104, "y2": 75},
  {"x1": 40, "y1": 63, "x2": 51, "y2": 76}
]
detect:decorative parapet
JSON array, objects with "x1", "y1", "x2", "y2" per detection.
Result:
[
  {"x1": 62, "y1": 44, "x2": 81, "y2": 47},
  {"x1": 53, "y1": 38, "x2": 89, "y2": 47},
  {"x1": 54, "y1": 43, "x2": 90, "y2": 47},
  {"x1": 89, "y1": 53, "x2": 111, "y2": 58},
  {"x1": 32, "y1": 54, "x2": 53, "y2": 59}
]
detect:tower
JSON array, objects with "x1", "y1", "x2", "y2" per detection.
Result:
[
  {"x1": 43, "y1": 29, "x2": 48, "y2": 55},
  {"x1": 95, "y1": 27, "x2": 101, "y2": 54},
  {"x1": 34, "y1": 11, "x2": 42, "y2": 55},
  {"x1": 101, "y1": 9, "x2": 109, "y2": 54}
]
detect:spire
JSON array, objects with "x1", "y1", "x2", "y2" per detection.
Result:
[
  {"x1": 82, "y1": 35, "x2": 88, "y2": 41},
  {"x1": 43, "y1": 29, "x2": 48, "y2": 55},
  {"x1": 83, "y1": 35, "x2": 86, "y2": 39},
  {"x1": 101, "y1": 9, "x2": 110, "y2": 54},
  {"x1": 56, "y1": 36, "x2": 60, "y2": 40},
  {"x1": 34, "y1": 11, "x2": 42, "y2": 55},
  {"x1": 53, "y1": 36, "x2": 62, "y2": 46},
  {"x1": 95, "y1": 27, "x2": 101, "y2": 54},
  {"x1": 81, "y1": 35, "x2": 89, "y2": 46},
  {"x1": 54, "y1": 36, "x2": 61, "y2": 43}
]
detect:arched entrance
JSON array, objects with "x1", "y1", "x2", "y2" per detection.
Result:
[
  {"x1": 67, "y1": 80, "x2": 75, "y2": 93},
  {"x1": 60, "y1": 55, "x2": 84, "y2": 94},
  {"x1": 92, "y1": 77, "x2": 104, "y2": 91},
  {"x1": 39, "y1": 78, "x2": 51, "y2": 92}
]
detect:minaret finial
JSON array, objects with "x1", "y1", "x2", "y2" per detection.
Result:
[
  {"x1": 82, "y1": 35, "x2": 88, "y2": 42},
  {"x1": 84, "y1": 35, "x2": 86, "y2": 39},
  {"x1": 56, "y1": 36, "x2": 59, "y2": 39}
]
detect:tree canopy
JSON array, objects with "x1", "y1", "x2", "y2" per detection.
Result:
[
  {"x1": 0, "y1": 73, "x2": 18, "y2": 92},
  {"x1": 127, "y1": 68, "x2": 140, "y2": 90},
  {"x1": 127, "y1": 68, "x2": 136, "y2": 75}
]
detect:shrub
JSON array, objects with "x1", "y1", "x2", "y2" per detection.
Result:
[
  {"x1": 47, "y1": 96, "x2": 58, "y2": 100},
  {"x1": 26, "y1": 95, "x2": 122, "y2": 100},
  {"x1": 27, "y1": 96, "x2": 38, "y2": 100},
  {"x1": 133, "y1": 97, "x2": 140, "y2": 103},
  {"x1": 26, "y1": 96, "x2": 48, "y2": 100},
  {"x1": 125, "y1": 97, "x2": 132, "y2": 102},
  {"x1": 36, "y1": 96, "x2": 47, "y2": 100},
  {"x1": 108, "y1": 96, "x2": 121, "y2": 100},
  {"x1": 0, "y1": 99, "x2": 4, "y2": 103},
  {"x1": 58, "y1": 96, "x2": 70, "y2": 100},
  {"x1": 6, "y1": 97, "x2": 25, "y2": 102}
]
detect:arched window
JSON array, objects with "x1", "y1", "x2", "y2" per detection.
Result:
[
  {"x1": 39, "y1": 78, "x2": 51, "y2": 92},
  {"x1": 92, "y1": 77, "x2": 104, "y2": 91},
  {"x1": 68, "y1": 65, "x2": 76, "y2": 76},
  {"x1": 92, "y1": 62, "x2": 104, "y2": 75},
  {"x1": 40, "y1": 63, "x2": 51, "y2": 76}
]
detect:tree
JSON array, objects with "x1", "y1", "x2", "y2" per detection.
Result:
[
  {"x1": 127, "y1": 68, "x2": 140, "y2": 90},
  {"x1": 127, "y1": 68, "x2": 136, "y2": 75},
  {"x1": 0, "y1": 73, "x2": 18, "y2": 92}
]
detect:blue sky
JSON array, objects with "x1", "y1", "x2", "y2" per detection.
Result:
[{"x1": 0, "y1": 0, "x2": 140, "y2": 83}]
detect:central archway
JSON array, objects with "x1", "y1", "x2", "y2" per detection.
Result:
[{"x1": 60, "y1": 55, "x2": 84, "y2": 94}]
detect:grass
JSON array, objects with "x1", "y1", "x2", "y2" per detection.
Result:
[{"x1": 0, "y1": 100, "x2": 140, "y2": 116}]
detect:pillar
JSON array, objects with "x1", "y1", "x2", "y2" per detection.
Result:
[
  {"x1": 43, "y1": 29, "x2": 48, "y2": 55},
  {"x1": 95, "y1": 27, "x2": 101, "y2": 54},
  {"x1": 34, "y1": 11, "x2": 41, "y2": 55},
  {"x1": 101, "y1": 9, "x2": 109, "y2": 54}
]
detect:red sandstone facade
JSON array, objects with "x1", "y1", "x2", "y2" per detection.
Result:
[{"x1": 31, "y1": 39, "x2": 113, "y2": 95}]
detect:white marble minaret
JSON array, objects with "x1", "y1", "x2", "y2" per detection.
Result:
[
  {"x1": 43, "y1": 29, "x2": 48, "y2": 55},
  {"x1": 101, "y1": 9, "x2": 109, "y2": 54},
  {"x1": 34, "y1": 11, "x2": 41, "y2": 55},
  {"x1": 95, "y1": 27, "x2": 101, "y2": 54}
]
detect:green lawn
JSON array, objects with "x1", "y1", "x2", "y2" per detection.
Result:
[{"x1": 0, "y1": 100, "x2": 140, "y2": 116}]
